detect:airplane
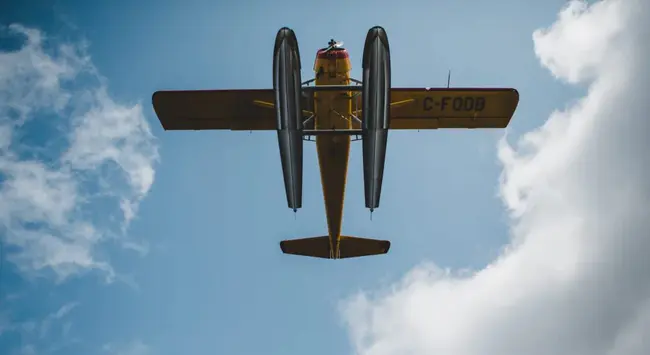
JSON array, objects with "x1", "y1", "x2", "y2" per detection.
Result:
[{"x1": 152, "y1": 26, "x2": 519, "y2": 260}]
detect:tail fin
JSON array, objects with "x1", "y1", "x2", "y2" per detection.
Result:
[{"x1": 279, "y1": 235, "x2": 390, "y2": 259}]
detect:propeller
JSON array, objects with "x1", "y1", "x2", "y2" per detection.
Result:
[{"x1": 324, "y1": 38, "x2": 344, "y2": 52}]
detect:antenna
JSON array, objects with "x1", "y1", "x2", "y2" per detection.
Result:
[{"x1": 447, "y1": 69, "x2": 451, "y2": 88}]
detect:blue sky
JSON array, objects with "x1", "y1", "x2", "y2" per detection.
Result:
[{"x1": 3, "y1": 1, "x2": 648, "y2": 355}]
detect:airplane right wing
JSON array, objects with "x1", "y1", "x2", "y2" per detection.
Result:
[
  {"x1": 388, "y1": 88, "x2": 519, "y2": 129},
  {"x1": 153, "y1": 89, "x2": 280, "y2": 131}
]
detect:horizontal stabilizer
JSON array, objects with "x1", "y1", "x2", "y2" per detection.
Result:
[{"x1": 280, "y1": 235, "x2": 390, "y2": 259}]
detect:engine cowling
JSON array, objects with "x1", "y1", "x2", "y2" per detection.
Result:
[
  {"x1": 273, "y1": 27, "x2": 304, "y2": 211},
  {"x1": 361, "y1": 26, "x2": 391, "y2": 211}
]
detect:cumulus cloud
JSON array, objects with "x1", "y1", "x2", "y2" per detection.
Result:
[
  {"x1": 0, "y1": 24, "x2": 158, "y2": 282},
  {"x1": 341, "y1": 1, "x2": 650, "y2": 355}
]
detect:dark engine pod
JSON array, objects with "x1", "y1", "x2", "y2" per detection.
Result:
[
  {"x1": 361, "y1": 26, "x2": 391, "y2": 211},
  {"x1": 273, "y1": 27, "x2": 304, "y2": 211}
]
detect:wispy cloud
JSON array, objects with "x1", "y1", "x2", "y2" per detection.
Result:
[
  {"x1": 0, "y1": 301, "x2": 80, "y2": 354},
  {"x1": 37, "y1": 302, "x2": 78, "y2": 339},
  {"x1": 0, "y1": 24, "x2": 158, "y2": 282},
  {"x1": 342, "y1": 1, "x2": 650, "y2": 355}
]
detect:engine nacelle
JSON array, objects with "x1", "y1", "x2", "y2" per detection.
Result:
[
  {"x1": 273, "y1": 27, "x2": 304, "y2": 211},
  {"x1": 361, "y1": 26, "x2": 391, "y2": 211}
]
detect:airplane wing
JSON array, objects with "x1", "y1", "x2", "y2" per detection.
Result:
[
  {"x1": 388, "y1": 88, "x2": 519, "y2": 129},
  {"x1": 152, "y1": 89, "x2": 280, "y2": 131}
]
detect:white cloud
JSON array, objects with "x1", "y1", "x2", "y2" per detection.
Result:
[
  {"x1": 0, "y1": 24, "x2": 158, "y2": 282},
  {"x1": 0, "y1": 301, "x2": 80, "y2": 354},
  {"x1": 37, "y1": 302, "x2": 78, "y2": 339},
  {"x1": 341, "y1": 1, "x2": 650, "y2": 355}
]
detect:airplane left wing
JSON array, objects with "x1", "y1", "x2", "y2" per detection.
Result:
[
  {"x1": 388, "y1": 88, "x2": 519, "y2": 129},
  {"x1": 152, "y1": 89, "x2": 278, "y2": 131}
]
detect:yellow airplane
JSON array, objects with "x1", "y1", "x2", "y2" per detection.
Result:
[{"x1": 152, "y1": 26, "x2": 519, "y2": 260}]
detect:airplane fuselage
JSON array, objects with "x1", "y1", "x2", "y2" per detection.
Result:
[{"x1": 313, "y1": 48, "x2": 353, "y2": 253}]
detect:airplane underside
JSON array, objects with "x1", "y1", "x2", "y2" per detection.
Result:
[
  {"x1": 272, "y1": 27, "x2": 393, "y2": 259},
  {"x1": 151, "y1": 25, "x2": 519, "y2": 260}
]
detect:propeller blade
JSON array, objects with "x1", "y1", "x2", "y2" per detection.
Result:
[{"x1": 323, "y1": 40, "x2": 344, "y2": 53}]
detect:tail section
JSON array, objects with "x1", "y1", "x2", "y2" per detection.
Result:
[{"x1": 279, "y1": 235, "x2": 390, "y2": 259}]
